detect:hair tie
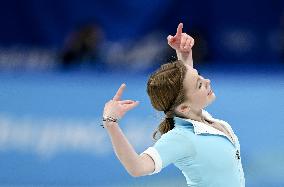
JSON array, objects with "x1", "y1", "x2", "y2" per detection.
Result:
[{"x1": 164, "y1": 110, "x2": 175, "y2": 119}]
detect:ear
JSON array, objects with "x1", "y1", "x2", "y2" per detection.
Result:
[{"x1": 175, "y1": 103, "x2": 190, "y2": 116}]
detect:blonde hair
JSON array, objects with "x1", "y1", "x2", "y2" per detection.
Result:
[{"x1": 147, "y1": 60, "x2": 188, "y2": 140}]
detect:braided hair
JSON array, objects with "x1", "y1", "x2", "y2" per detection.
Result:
[{"x1": 147, "y1": 60, "x2": 188, "y2": 140}]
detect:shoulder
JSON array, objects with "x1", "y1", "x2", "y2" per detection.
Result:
[
  {"x1": 162, "y1": 126, "x2": 192, "y2": 140},
  {"x1": 153, "y1": 128, "x2": 196, "y2": 161},
  {"x1": 154, "y1": 127, "x2": 194, "y2": 150},
  {"x1": 158, "y1": 128, "x2": 186, "y2": 142}
]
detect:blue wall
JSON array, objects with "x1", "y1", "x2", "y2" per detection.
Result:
[
  {"x1": 0, "y1": 67, "x2": 283, "y2": 186},
  {"x1": 0, "y1": 0, "x2": 283, "y2": 62}
]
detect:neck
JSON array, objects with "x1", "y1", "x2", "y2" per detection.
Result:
[{"x1": 186, "y1": 109, "x2": 205, "y2": 123}]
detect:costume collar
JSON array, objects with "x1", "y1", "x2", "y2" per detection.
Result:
[{"x1": 174, "y1": 110, "x2": 237, "y2": 146}]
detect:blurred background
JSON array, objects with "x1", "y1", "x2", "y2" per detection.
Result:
[{"x1": 0, "y1": 0, "x2": 284, "y2": 186}]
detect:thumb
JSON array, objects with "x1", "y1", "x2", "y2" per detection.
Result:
[{"x1": 167, "y1": 35, "x2": 174, "y2": 42}]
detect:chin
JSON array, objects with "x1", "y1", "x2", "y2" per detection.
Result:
[{"x1": 206, "y1": 94, "x2": 216, "y2": 106}]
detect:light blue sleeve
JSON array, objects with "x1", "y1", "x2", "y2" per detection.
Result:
[{"x1": 141, "y1": 128, "x2": 194, "y2": 174}]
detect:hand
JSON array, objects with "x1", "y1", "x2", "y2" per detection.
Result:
[
  {"x1": 103, "y1": 83, "x2": 139, "y2": 120},
  {"x1": 167, "y1": 23, "x2": 194, "y2": 52},
  {"x1": 167, "y1": 23, "x2": 194, "y2": 63}
]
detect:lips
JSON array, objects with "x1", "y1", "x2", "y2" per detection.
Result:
[{"x1": 208, "y1": 90, "x2": 213, "y2": 96}]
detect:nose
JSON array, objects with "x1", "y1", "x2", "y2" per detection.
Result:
[{"x1": 205, "y1": 79, "x2": 210, "y2": 88}]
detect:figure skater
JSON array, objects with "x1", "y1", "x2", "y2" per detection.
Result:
[{"x1": 102, "y1": 23, "x2": 245, "y2": 187}]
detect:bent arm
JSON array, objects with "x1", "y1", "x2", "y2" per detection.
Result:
[
  {"x1": 176, "y1": 50, "x2": 193, "y2": 67},
  {"x1": 104, "y1": 121, "x2": 155, "y2": 177}
]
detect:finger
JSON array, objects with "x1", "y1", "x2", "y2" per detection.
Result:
[
  {"x1": 167, "y1": 35, "x2": 175, "y2": 45},
  {"x1": 113, "y1": 83, "x2": 126, "y2": 101},
  {"x1": 184, "y1": 38, "x2": 192, "y2": 51},
  {"x1": 180, "y1": 34, "x2": 188, "y2": 49},
  {"x1": 124, "y1": 101, "x2": 139, "y2": 111},
  {"x1": 176, "y1": 23, "x2": 183, "y2": 38},
  {"x1": 119, "y1": 100, "x2": 135, "y2": 104},
  {"x1": 190, "y1": 38, "x2": 195, "y2": 47},
  {"x1": 167, "y1": 35, "x2": 174, "y2": 43}
]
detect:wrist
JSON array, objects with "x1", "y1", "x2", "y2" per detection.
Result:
[
  {"x1": 175, "y1": 50, "x2": 182, "y2": 60},
  {"x1": 177, "y1": 51, "x2": 193, "y2": 65},
  {"x1": 103, "y1": 116, "x2": 118, "y2": 123},
  {"x1": 101, "y1": 115, "x2": 119, "y2": 128},
  {"x1": 103, "y1": 121, "x2": 119, "y2": 129}
]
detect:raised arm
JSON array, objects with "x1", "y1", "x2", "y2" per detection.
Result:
[
  {"x1": 167, "y1": 23, "x2": 195, "y2": 67},
  {"x1": 103, "y1": 83, "x2": 155, "y2": 177}
]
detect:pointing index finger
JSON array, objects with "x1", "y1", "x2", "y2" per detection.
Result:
[
  {"x1": 176, "y1": 23, "x2": 183, "y2": 37},
  {"x1": 113, "y1": 83, "x2": 126, "y2": 101}
]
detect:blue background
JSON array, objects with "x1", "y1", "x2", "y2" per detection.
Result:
[
  {"x1": 0, "y1": 69, "x2": 283, "y2": 187},
  {"x1": 0, "y1": 0, "x2": 283, "y2": 62}
]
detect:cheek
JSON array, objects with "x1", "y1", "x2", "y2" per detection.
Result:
[
  {"x1": 199, "y1": 91, "x2": 212, "y2": 106},
  {"x1": 190, "y1": 92, "x2": 208, "y2": 107}
]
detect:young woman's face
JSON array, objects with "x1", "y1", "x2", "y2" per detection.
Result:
[{"x1": 183, "y1": 65, "x2": 216, "y2": 110}]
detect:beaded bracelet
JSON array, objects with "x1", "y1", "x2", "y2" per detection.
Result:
[{"x1": 101, "y1": 116, "x2": 118, "y2": 128}]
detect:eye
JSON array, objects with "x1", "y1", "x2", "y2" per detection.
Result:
[{"x1": 199, "y1": 82, "x2": 202, "y2": 89}]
